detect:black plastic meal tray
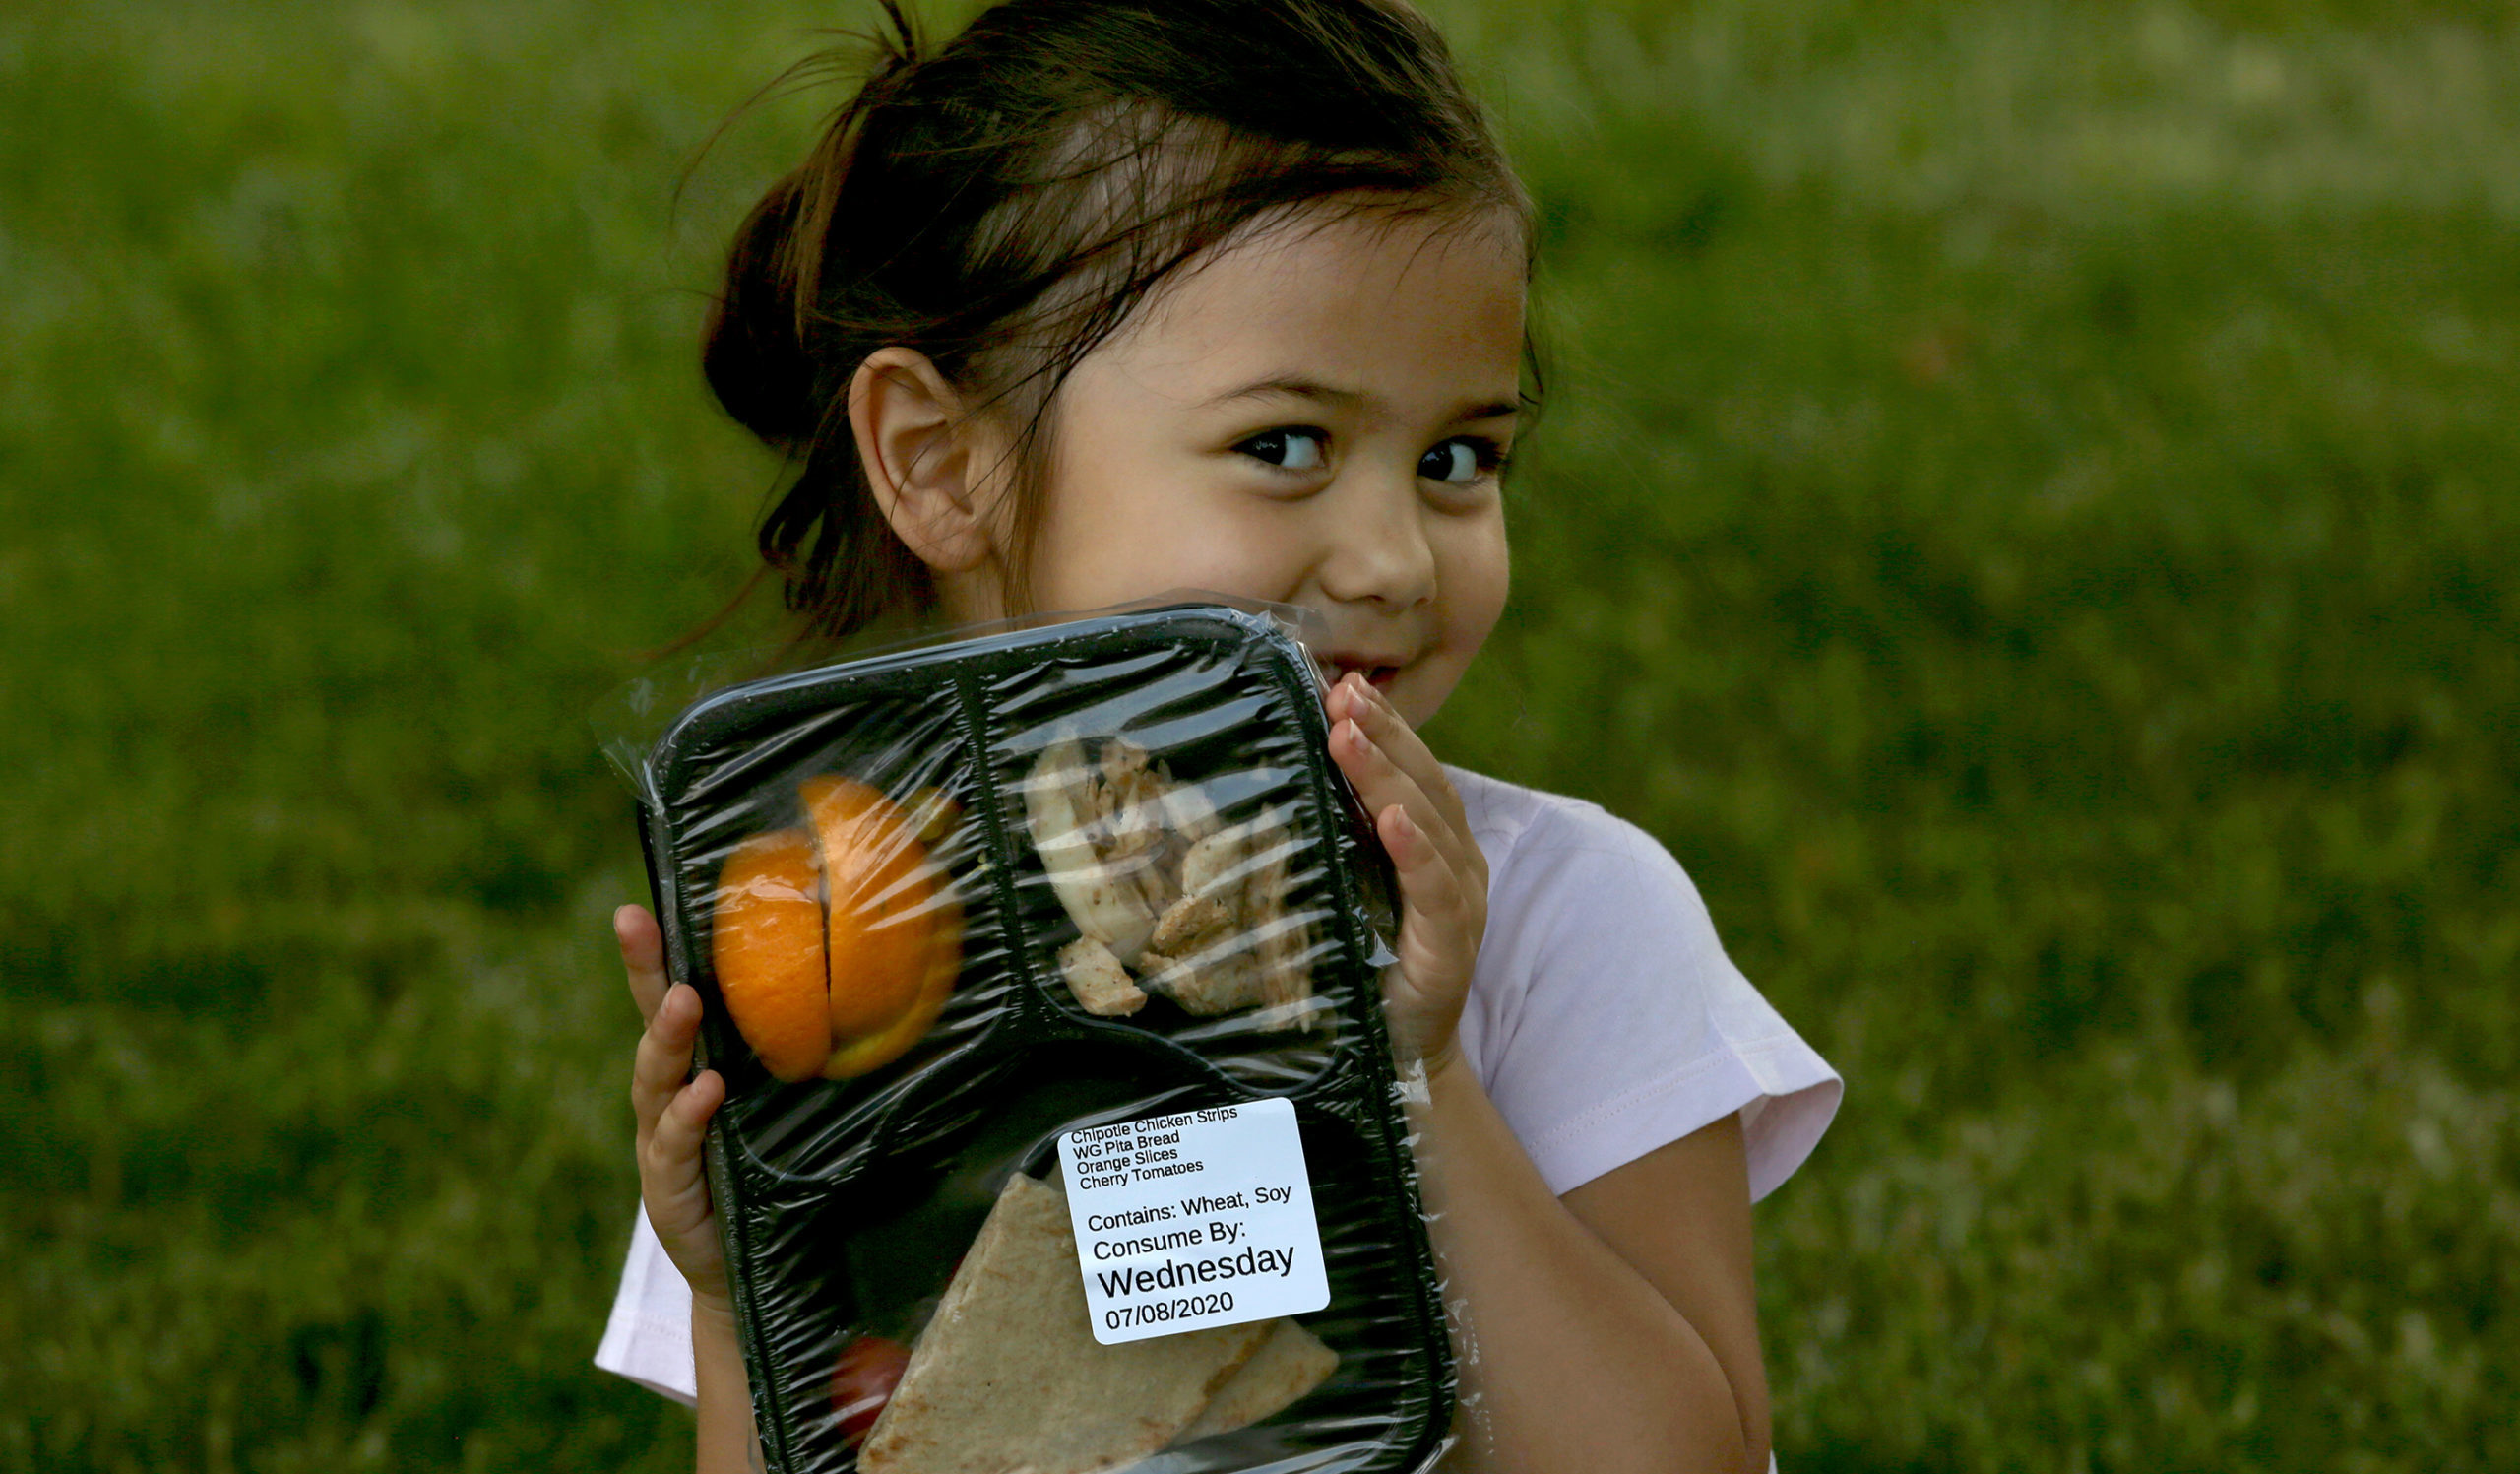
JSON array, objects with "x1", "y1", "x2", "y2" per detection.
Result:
[{"x1": 635, "y1": 603, "x2": 1456, "y2": 1474}]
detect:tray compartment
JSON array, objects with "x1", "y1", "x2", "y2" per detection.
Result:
[
  {"x1": 732, "y1": 1040, "x2": 1215, "y2": 1473},
  {"x1": 663, "y1": 687, "x2": 1023, "y2": 1184},
  {"x1": 977, "y1": 628, "x2": 1354, "y2": 1084}
]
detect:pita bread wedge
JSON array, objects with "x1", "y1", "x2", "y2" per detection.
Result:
[
  {"x1": 1179, "y1": 1317, "x2": 1340, "y2": 1441},
  {"x1": 860, "y1": 1173, "x2": 1274, "y2": 1474}
]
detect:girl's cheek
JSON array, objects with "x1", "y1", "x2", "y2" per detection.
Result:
[
  {"x1": 1028, "y1": 505, "x2": 1292, "y2": 612},
  {"x1": 1444, "y1": 516, "x2": 1511, "y2": 632}
]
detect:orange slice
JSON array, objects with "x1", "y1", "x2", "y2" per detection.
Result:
[
  {"x1": 709, "y1": 827, "x2": 832, "y2": 1082},
  {"x1": 803, "y1": 776, "x2": 964, "y2": 1078}
]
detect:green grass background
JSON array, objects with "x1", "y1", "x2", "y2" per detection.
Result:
[{"x1": 5, "y1": 0, "x2": 2515, "y2": 1468}]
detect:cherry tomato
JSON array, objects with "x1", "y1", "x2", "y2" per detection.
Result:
[{"x1": 830, "y1": 1335, "x2": 911, "y2": 1446}]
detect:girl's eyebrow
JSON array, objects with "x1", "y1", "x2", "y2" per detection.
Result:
[
  {"x1": 1202, "y1": 372, "x2": 1520, "y2": 423},
  {"x1": 1202, "y1": 373, "x2": 1366, "y2": 411}
]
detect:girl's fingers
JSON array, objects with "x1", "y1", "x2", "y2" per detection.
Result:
[
  {"x1": 1329, "y1": 676, "x2": 1482, "y2": 884},
  {"x1": 631, "y1": 982, "x2": 702, "y2": 1144},
  {"x1": 1380, "y1": 801, "x2": 1474, "y2": 937},
  {"x1": 620, "y1": 913, "x2": 730, "y2": 1300},
  {"x1": 1375, "y1": 801, "x2": 1480, "y2": 1062},
  {"x1": 617, "y1": 904, "x2": 669, "y2": 1024},
  {"x1": 1331, "y1": 711, "x2": 1466, "y2": 881},
  {"x1": 639, "y1": 1069, "x2": 726, "y2": 1252},
  {"x1": 643, "y1": 1067, "x2": 725, "y2": 1191},
  {"x1": 1319, "y1": 674, "x2": 1487, "y2": 1062},
  {"x1": 1339, "y1": 675, "x2": 1474, "y2": 847}
]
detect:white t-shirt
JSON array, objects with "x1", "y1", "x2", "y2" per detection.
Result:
[{"x1": 595, "y1": 767, "x2": 1843, "y2": 1403}]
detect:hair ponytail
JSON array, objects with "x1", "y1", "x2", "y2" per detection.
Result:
[
  {"x1": 701, "y1": 0, "x2": 1531, "y2": 642},
  {"x1": 704, "y1": 4, "x2": 939, "y2": 633},
  {"x1": 704, "y1": 176, "x2": 819, "y2": 450}
]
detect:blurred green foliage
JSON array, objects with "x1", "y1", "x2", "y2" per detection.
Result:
[{"x1": 4, "y1": 0, "x2": 2514, "y2": 1469}]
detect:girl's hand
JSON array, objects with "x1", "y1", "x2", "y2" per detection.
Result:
[
  {"x1": 618, "y1": 904, "x2": 735, "y2": 1321},
  {"x1": 1323, "y1": 672, "x2": 1488, "y2": 1073}
]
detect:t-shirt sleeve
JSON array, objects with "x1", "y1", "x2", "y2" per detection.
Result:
[
  {"x1": 1467, "y1": 804, "x2": 1841, "y2": 1201},
  {"x1": 593, "y1": 1207, "x2": 699, "y2": 1404}
]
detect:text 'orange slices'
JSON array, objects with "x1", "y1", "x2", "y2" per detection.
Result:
[{"x1": 709, "y1": 778, "x2": 964, "y2": 1082}]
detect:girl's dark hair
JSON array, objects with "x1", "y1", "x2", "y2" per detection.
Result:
[{"x1": 705, "y1": 0, "x2": 1532, "y2": 640}]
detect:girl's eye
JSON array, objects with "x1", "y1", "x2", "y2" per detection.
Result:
[
  {"x1": 1419, "y1": 437, "x2": 1503, "y2": 485},
  {"x1": 1237, "y1": 427, "x2": 1329, "y2": 473}
]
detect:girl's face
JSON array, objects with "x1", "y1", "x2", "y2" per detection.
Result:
[{"x1": 972, "y1": 206, "x2": 1526, "y2": 729}]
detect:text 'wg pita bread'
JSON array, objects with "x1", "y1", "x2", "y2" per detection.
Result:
[
  {"x1": 860, "y1": 1173, "x2": 1273, "y2": 1474},
  {"x1": 1180, "y1": 1317, "x2": 1339, "y2": 1441}
]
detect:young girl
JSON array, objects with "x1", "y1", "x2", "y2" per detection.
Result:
[{"x1": 598, "y1": 2, "x2": 1840, "y2": 1469}]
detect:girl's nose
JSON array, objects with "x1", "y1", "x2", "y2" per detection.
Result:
[{"x1": 1317, "y1": 475, "x2": 1438, "y2": 613}]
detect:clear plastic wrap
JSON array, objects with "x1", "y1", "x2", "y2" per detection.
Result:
[{"x1": 616, "y1": 599, "x2": 1455, "y2": 1474}]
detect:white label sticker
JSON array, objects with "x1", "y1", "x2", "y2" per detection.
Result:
[{"x1": 1056, "y1": 1097, "x2": 1330, "y2": 1346}]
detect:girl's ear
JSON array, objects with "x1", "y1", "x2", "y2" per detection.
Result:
[{"x1": 848, "y1": 347, "x2": 1002, "y2": 576}]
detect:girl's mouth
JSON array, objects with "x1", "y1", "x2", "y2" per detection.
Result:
[{"x1": 1323, "y1": 661, "x2": 1402, "y2": 691}]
